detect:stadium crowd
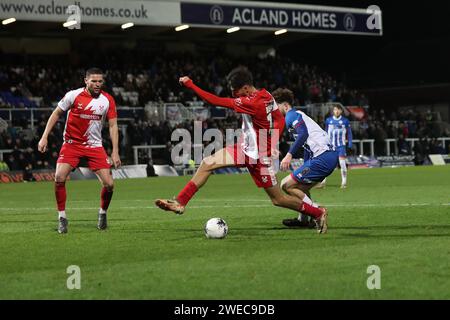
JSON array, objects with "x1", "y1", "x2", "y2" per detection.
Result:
[
  {"x1": 0, "y1": 51, "x2": 448, "y2": 172},
  {"x1": 0, "y1": 50, "x2": 368, "y2": 108}
]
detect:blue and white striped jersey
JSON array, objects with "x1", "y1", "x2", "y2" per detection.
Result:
[{"x1": 325, "y1": 116, "x2": 353, "y2": 148}]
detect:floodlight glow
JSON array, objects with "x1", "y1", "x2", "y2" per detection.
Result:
[
  {"x1": 175, "y1": 24, "x2": 190, "y2": 31},
  {"x1": 2, "y1": 18, "x2": 16, "y2": 25},
  {"x1": 121, "y1": 22, "x2": 134, "y2": 30},
  {"x1": 274, "y1": 29, "x2": 287, "y2": 35},
  {"x1": 63, "y1": 20, "x2": 77, "y2": 28},
  {"x1": 226, "y1": 27, "x2": 240, "y2": 33}
]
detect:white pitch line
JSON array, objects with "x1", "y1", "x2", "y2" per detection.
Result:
[{"x1": 0, "y1": 203, "x2": 449, "y2": 212}]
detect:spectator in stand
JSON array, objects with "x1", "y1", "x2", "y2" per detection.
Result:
[{"x1": 398, "y1": 134, "x2": 410, "y2": 155}]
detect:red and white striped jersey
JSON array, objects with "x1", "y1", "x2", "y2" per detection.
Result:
[
  {"x1": 57, "y1": 88, "x2": 117, "y2": 147},
  {"x1": 232, "y1": 89, "x2": 282, "y2": 159}
]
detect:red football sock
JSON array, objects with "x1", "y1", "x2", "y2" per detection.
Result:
[
  {"x1": 100, "y1": 187, "x2": 114, "y2": 211},
  {"x1": 177, "y1": 181, "x2": 199, "y2": 206},
  {"x1": 55, "y1": 182, "x2": 66, "y2": 211},
  {"x1": 300, "y1": 202, "x2": 323, "y2": 219}
]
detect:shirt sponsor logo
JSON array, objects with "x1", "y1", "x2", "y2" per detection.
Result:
[{"x1": 79, "y1": 114, "x2": 102, "y2": 120}]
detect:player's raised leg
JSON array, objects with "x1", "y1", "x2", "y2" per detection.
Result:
[
  {"x1": 155, "y1": 148, "x2": 235, "y2": 214},
  {"x1": 94, "y1": 168, "x2": 114, "y2": 230},
  {"x1": 54, "y1": 163, "x2": 73, "y2": 234}
]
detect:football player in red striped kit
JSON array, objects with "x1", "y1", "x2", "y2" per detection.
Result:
[{"x1": 38, "y1": 68, "x2": 121, "y2": 234}]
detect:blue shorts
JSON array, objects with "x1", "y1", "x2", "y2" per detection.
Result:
[
  {"x1": 336, "y1": 146, "x2": 347, "y2": 157},
  {"x1": 291, "y1": 150, "x2": 339, "y2": 184}
]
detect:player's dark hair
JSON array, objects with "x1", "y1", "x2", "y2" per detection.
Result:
[
  {"x1": 226, "y1": 67, "x2": 253, "y2": 91},
  {"x1": 334, "y1": 105, "x2": 343, "y2": 111},
  {"x1": 272, "y1": 88, "x2": 294, "y2": 105},
  {"x1": 85, "y1": 67, "x2": 103, "y2": 78}
]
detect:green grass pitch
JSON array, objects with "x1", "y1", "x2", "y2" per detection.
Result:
[{"x1": 0, "y1": 166, "x2": 449, "y2": 299}]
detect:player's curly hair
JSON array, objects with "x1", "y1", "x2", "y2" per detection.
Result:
[
  {"x1": 272, "y1": 88, "x2": 294, "y2": 105},
  {"x1": 226, "y1": 67, "x2": 253, "y2": 90}
]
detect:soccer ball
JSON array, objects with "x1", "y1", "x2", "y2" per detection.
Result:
[{"x1": 204, "y1": 218, "x2": 228, "y2": 239}]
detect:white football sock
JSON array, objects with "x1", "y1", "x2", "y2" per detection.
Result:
[
  {"x1": 58, "y1": 211, "x2": 66, "y2": 219},
  {"x1": 340, "y1": 159, "x2": 347, "y2": 185},
  {"x1": 99, "y1": 208, "x2": 107, "y2": 215},
  {"x1": 302, "y1": 194, "x2": 313, "y2": 205}
]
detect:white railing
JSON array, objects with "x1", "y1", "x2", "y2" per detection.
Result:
[
  {"x1": 385, "y1": 137, "x2": 450, "y2": 155},
  {"x1": 0, "y1": 149, "x2": 13, "y2": 161},
  {"x1": 352, "y1": 139, "x2": 375, "y2": 157},
  {"x1": 132, "y1": 145, "x2": 166, "y2": 165}
]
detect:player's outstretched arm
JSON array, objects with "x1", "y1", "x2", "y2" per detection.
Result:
[
  {"x1": 38, "y1": 107, "x2": 64, "y2": 153},
  {"x1": 179, "y1": 76, "x2": 235, "y2": 109},
  {"x1": 108, "y1": 118, "x2": 121, "y2": 169}
]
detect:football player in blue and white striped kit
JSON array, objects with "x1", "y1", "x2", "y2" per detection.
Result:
[
  {"x1": 272, "y1": 88, "x2": 338, "y2": 230},
  {"x1": 325, "y1": 105, "x2": 353, "y2": 188}
]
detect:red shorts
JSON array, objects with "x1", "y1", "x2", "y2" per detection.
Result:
[
  {"x1": 226, "y1": 144, "x2": 277, "y2": 189},
  {"x1": 57, "y1": 143, "x2": 111, "y2": 171}
]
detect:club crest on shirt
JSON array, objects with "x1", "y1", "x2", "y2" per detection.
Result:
[{"x1": 77, "y1": 103, "x2": 83, "y2": 109}]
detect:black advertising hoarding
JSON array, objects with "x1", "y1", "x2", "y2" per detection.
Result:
[{"x1": 181, "y1": 1, "x2": 382, "y2": 36}]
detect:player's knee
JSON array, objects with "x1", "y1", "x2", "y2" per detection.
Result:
[
  {"x1": 280, "y1": 176, "x2": 293, "y2": 193},
  {"x1": 103, "y1": 181, "x2": 114, "y2": 191},
  {"x1": 281, "y1": 180, "x2": 289, "y2": 193},
  {"x1": 270, "y1": 195, "x2": 283, "y2": 207},
  {"x1": 54, "y1": 173, "x2": 67, "y2": 183}
]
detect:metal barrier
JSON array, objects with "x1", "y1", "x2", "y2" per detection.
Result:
[
  {"x1": 132, "y1": 145, "x2": 166, "y2": 164},
  {"x1": 352, "y1": 139, "x2": 375, "y2": 157},
  {"x1": 385, "y1": 137, "x2": 450, "y2": 155},
  {"x1": 0, "y1": 149, "x2": 13, "y2": 161}
]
